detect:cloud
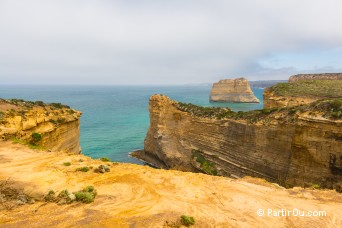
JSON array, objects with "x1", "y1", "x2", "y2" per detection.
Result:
[{"x1": 0, "y1": 0, "x2": 341, "y2": 84}]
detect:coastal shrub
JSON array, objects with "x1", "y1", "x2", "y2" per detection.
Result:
[
  {"x1": 34, "y1": 101, "x2": 45, "y2": 106},
  {"x1": 269, "y1": 80, "x2": 342, "y2": 98},
  {"x1": 50, "y1": 102, "x2": 70, "y2": 109},
  {"x1": 75, "y1": 166, "x2": 90, "y2": 172},
  {"x1": 63, "y1": 162, "x2": 71, "y2": 166},
  {"x1": 57, "y1": 118, "x2": 66, "y2": 124},
  {"x1": 180, "y1": 215, "x2": 195, "y2": 226},
  {"x1": 192, "y1": 150, "x2": 218, "y2": 176},
  {"x1": 44, "y1": 190, "x2": 56, "y2": 202},
  {"x1": 74, "y1": 186, "x2": 97, "y2": 203},
  {"x1": 30, "y1": 132, "x2": 42, "y2": 146},
  {"x1": 100, "y1": 157, "x2": 111, "y2": 162},
  {"x1": 68, "y1": 109, "x2": 75, "y2": 114},
  {"x1": 177, "y1": 98, "x2": 342, "y2": 122},
  {"x1": 94, "y1": 165, "x2": 110, "y2": 173},
  {"x1": 310, "y1": 184, "x2": 321, "y2": 189},
  {"x1": 56, "y1": 190, "x2": 75, "y2": 204}
]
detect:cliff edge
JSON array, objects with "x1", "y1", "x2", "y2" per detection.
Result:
[
  {"x1": 264, "y1": 80, "x2": 342, "y2": 109},
  {"x1": 0, "y1": 98, "x2": 81, "y2": 153},
  {"x1": 210, "y1": 78, "x2": 259, "y2": 103},
  {"x1": 138, "y1": 94, "x2": 342, "y2": 190},
  {"x1": 289, "y1": 73, "x2": 342, "y2": 82}
]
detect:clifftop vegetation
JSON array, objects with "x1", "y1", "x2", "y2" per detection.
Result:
[
  {"x1": 176, "y1": 99, "x2": 342, "y2": 122},
  {"x1": 267, "y1": 80, "x2": 342, "y2": 98}
]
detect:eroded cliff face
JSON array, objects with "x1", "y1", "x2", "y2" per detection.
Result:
[
  {"x1": 0, "y1": 99, "x2": 81, "y2": 153},
  {"x1": 289, "y1": 73, "x2": 342, "y2": 82},
  {"x1": 210, "y1": 78, "x2": 259, "y2": 103},
  {"x1": 141, "y1": 95, "x2": 342, "y2": 190},
  {"x1": 263, "y1": 88, "x2": 319, "y2": 109},
  {"x1": 263, "y1": 80, "x2": 342, "y2": 109}
]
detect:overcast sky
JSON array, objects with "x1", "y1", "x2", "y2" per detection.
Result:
[{"x1": 1, "y1": 0, "x2": 342, "y2": 85}]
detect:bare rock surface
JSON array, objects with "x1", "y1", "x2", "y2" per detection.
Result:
[{"x1": 210, "y1": 78, "x2": 259, "y2": 103}]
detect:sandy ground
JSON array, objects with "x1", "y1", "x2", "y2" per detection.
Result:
[{"x1": 0, "y1": 141, "x2": 341, "y2": 228}]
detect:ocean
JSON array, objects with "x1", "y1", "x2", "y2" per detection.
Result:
[{"x1": 0, "y1": 85, "x2": 264, "y2": 163}]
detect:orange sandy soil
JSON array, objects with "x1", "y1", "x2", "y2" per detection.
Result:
[{"x1": 0, "y1": 141, "x2": 341, "y2": 228}]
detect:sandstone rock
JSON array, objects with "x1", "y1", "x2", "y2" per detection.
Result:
[
  {"x1": 210, "y1": 78, "x2": 259, "y2": 103},
  {"x1": 0, "y1": 99, "x2": 82, "y2": 154},
  {"x1": 141, "y1": 94, "x2": 342, "y2": 190}
]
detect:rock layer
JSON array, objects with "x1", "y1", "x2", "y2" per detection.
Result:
[
  {"x1": 140, "y1": 94, "x2": 342, "y2": 190},
  {"x1": 0, "y1": 99, "x2": 81, "y2": 153},
  {"x1": 289, "y1": 73, "x2": 342, "y2": 82},
  {"x1": 210, "y1": 78, "x2": 259, "y2": 103}
]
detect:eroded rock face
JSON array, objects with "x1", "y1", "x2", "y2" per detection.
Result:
[
  {"x1": 289, "y1": 73, "x2": 342, "y2": 82},
  {"x1": 140, "y1": 94, "x2": 342, "y2": 190},
  {"x1": 210, "y1": 78, "x2": 259, "y2": 103},
  {"x1": 0, "y1": 99, "x2": 82, "y2": 154},
  {"x1": 263, "y1": 88, "x2": 319, "y2": 109}
]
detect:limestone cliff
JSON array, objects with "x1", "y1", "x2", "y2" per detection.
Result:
[
  {"x1": 210, "y1": 78, "x2": 259, "y2": 103},
  {"x1": 0, "y1": 99, "x2": 81, "y2": 153},
  {"x1": 138, "y1": 94, "x2": 342, "y2": 190},
  {"x1": 264, "y1": 80, "x2": 342, "y2": 109},
  {"x1": 289, "y1": 73, "x2": 342, "y2": 82}
]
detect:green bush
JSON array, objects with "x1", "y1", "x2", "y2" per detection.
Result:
[
  {"x1": 74, "y1": 186, "x2": 97, "y2": 203},
  {"x1": 63, "y1": 162, "x2": 71, "y2": 166},
  {"x1": 100, "y1": 157, "x2": 111, "y2": 162},
  {"x1": 44, "y1": 190, "x2": 56, "y2": 202},
  {"x1": 192, "y1": 150, "x2": 218, "y2": 176},
  {"x1": 311, "y1": 184, "x2": 321, "y2": 189},
  {"x1": 35, "y1": 101, "x2": 45, "y2": 106},
  {"x1": 30, "y1": 132, "x2": 42, "y2": 145},
  {"x1": 75, "y1": 166, "x2": 90, "y2": 172},
  {"x1": 181, "y1": 215, "x2": 195, "y2": 226}
]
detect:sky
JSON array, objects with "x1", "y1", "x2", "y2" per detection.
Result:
[{"x1": 1, "y1": 0, "x2": 342, "y2": 85}]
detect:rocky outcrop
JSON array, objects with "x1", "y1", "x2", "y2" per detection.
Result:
[
  {"x1": 137, "y1": 94, "x2": 342, "y2": 190},
  {"x1": 264, "y1": 80, "x2": 342, "y2": 109},
  {"x1": 263, "y1": 88, "x2": 319, "y2": 109},
  {"x1": 210, "y1": 78, "x2": 259, "y2": 103},
  {"x1": 289, "y1": 73, "x2": 342, "y2": 82},
  {"x1": 0, "y1": 99, "x2": 81, "y2": 153}
]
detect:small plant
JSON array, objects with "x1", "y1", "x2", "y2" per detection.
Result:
[
  {"x1": 56, "y1": 190, "x2": 75, "y2": 204},
  {"x1": 30, "y1": 132, "x2": 42, "y2": 146},
  {"x1": 34, "y1": 101, "x2": 45, "y2": 106},
  {"x1": 75, "y1": 166, "x2": 90, "y2": 172},
  {"x1": 100, "y1": 157, "x2": 110, "y2": 162},
  {"x1": 57, "y1": 118, "x2": 65, "y2": 124},
  {"x1": 74, "y1": 186, "x2": 97, "y2": 204},
  {"x1": 311, "y1": 184, "x2": 321, "y2": 189},
  {"x1": 44, "y1": 190, "x2": 56, "y2": 202},
  {"x1": 192, "y1": 150, "x2": 218, "y2": 176},
  {"x1": 181, "y1": 215, "x2": 195, "y2": 226},
  {"x1": 63, "y1": 162, "x2": 71, "y2": 166},
  {"x1": 94, "y1": 165, "x2": 110, "y2": 173}
]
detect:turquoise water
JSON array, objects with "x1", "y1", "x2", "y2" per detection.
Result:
[{"x1": 0, "y1": 85, "x2": 264, "y2": 163}]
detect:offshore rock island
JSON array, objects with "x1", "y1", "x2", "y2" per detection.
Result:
[{"x1": 210, "y1": 78, "x2": 260, "y2": 103}]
